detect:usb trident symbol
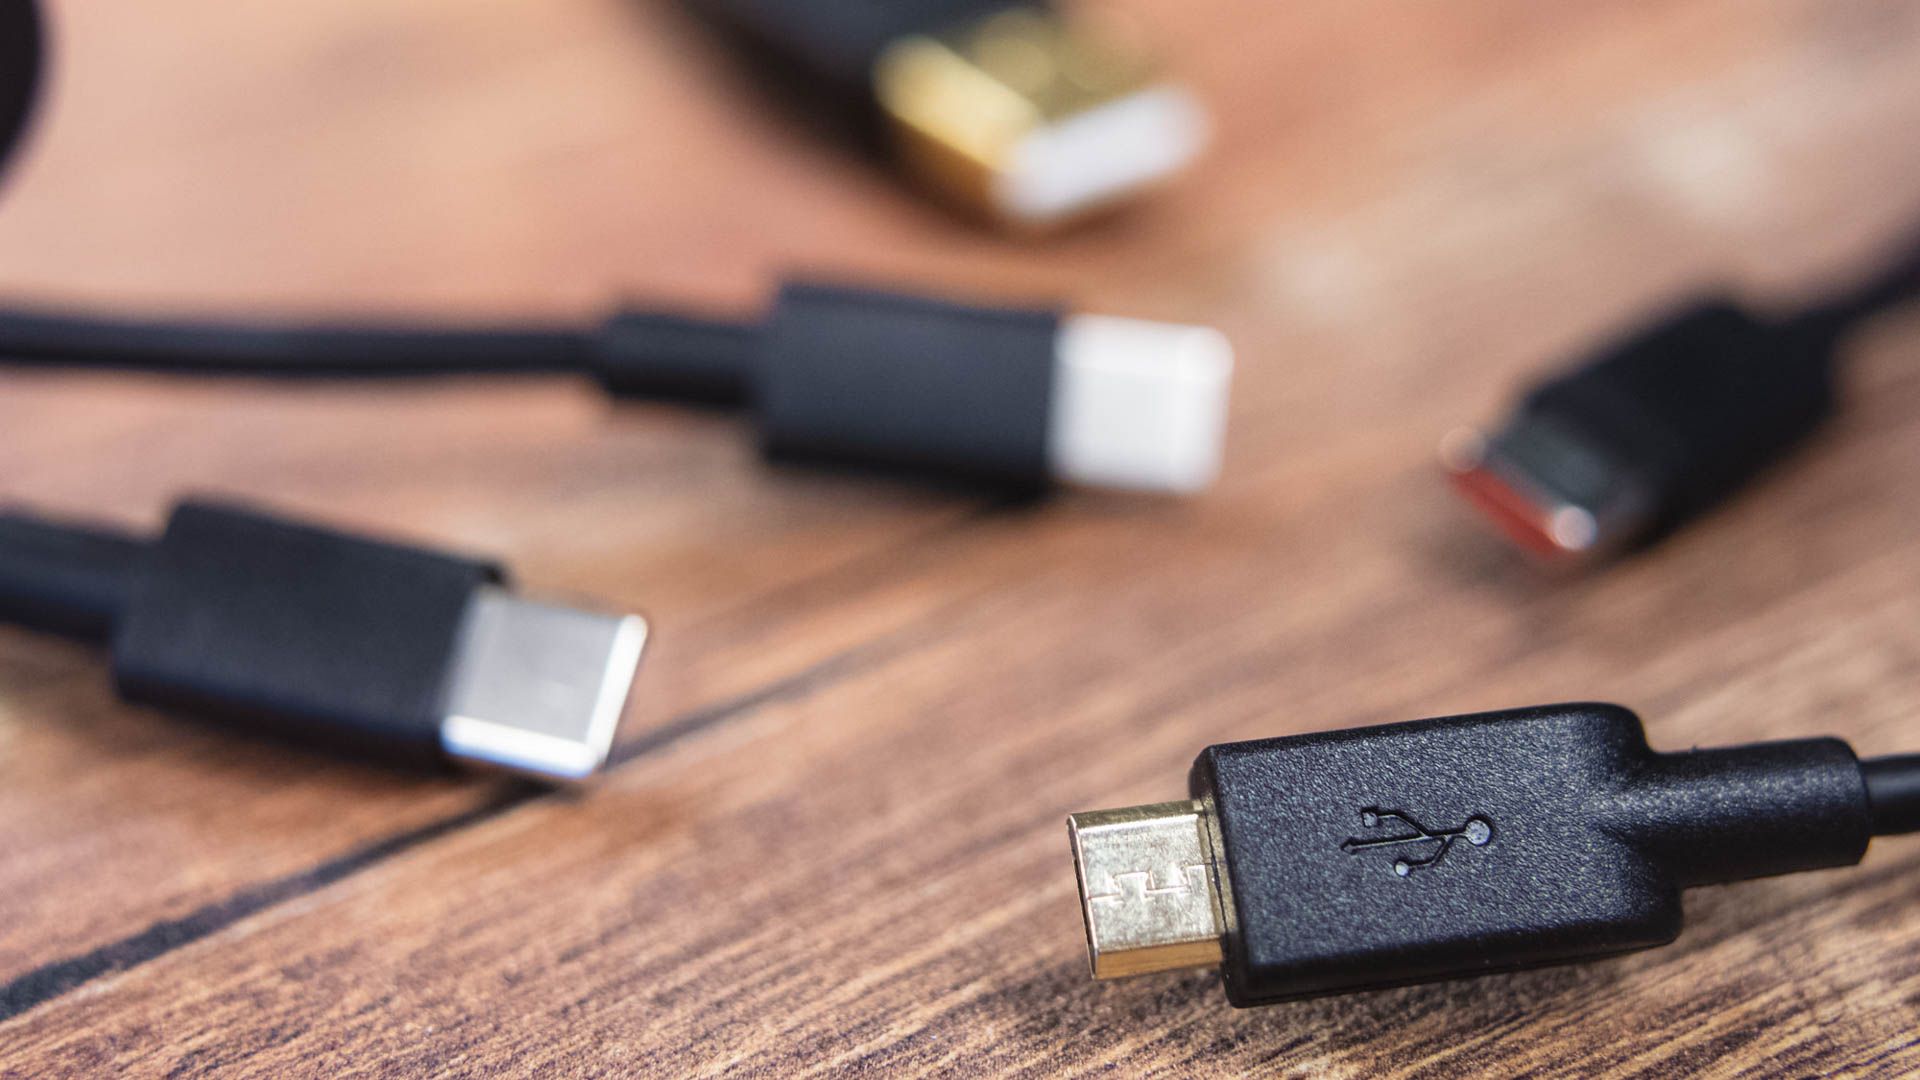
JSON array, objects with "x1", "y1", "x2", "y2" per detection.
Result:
[{"x1": 1341, "y1": 809, "x2": 1493, "y2": 877}]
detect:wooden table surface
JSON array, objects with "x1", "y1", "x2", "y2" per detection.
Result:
[{"x1": 3, "y1": 1, "x2": 1919, "y2": 1075}]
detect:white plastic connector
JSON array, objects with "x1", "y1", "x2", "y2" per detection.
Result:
[
  {"x1": 993, "y1": 87, "x2": 1209, "y2": 227},
  {"x1": 1046, "y1": 315, "x2": 1234, "y2": 494}
]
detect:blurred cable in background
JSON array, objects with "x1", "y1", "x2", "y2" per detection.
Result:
[
  {"x1": 0, "y1": 0, "x2": 40, "y2": 183},
  {"x1": 1445, "y1": 218, "x2": 1920, "y2": 567},
  {"x1": 683, "y1": 0, "x2": 1208, "y2": 229}
]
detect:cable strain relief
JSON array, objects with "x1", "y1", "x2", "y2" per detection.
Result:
[
  {"x1": 1620, "y1": 737, "x2": 1872, "y2": 887},
  {"x1": 0, "y1": 509, "x2": 150, "y2": 642},
  {"x1": 1861, "y1": 754, "x2": 1920, "y2": 836},
  {"x1": 592, "y1": 311, "x2": 758, "y2": 406}
]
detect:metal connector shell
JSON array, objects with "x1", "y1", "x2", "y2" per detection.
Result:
[
  {"x1": 1442, "y1": 417, "x2": 1655, "y2": 564},
  {"x1": 873, "y1": 7, "x2": 1205, "y2": 228},
  {"x1": 1068, "y1": 799, "x2": 1226, "y2": 979},
  {"x1": 439, "y1": 587, "x2": 649, "y2": 784}
]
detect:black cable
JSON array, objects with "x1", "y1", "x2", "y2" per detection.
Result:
[
  {"x1": 0, "y1": 308, "x2": 594, "y2": 377},
  {"x1": 1796, "y1": 219, "x2": 1920, "y2": 342},
  {"x1": 1861, "y1": 754, "x2": 1920, "y2": 836},
  {"x1": 0, "y1": 510, "x2": 145, "y2": 640}
]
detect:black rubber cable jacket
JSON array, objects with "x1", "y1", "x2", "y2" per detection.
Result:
[
  {"x1": 0, "y1": 511, "x2": 147, "y2": 641},
  {"x1": 1794, "y1": 218, "x2": 1920, "y2": 343},
  {"x1": 0, "y1": 306, "x2": 761, "y2": 405},
  {"x1": 0, "y1": 310, "x2": 591, "y2": 377}
]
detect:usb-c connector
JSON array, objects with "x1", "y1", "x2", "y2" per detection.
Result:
[
  {"x1": 0, "y1": 500, "x2": 649, "y2": 784},
  {"x1": 440, "y1": 588, "x2": 648, "y2": 784}
]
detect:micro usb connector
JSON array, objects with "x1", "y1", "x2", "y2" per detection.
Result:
[
  {"x1": 1068, "y1": 800, "x2": 1224, "y2": 979},
  {"x1": 0, "y1": 500, "x2": 648, "y2": 784},
  {"x1": 1071, "y1": 703, "x2": 1920, "y2": 1007}
]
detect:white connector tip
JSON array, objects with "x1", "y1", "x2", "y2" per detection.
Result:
[
  {"x1": 993, "y1": 87, "x2": 1210, "y2": 227},
  {"x1": 1047, "y1": 315, "x2": 1234, "y2": 494}
]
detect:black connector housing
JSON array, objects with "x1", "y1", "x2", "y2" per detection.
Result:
[
  {"x1": 596, "y1": 281, "x2": 1064, "y2": 489},
  {"x1": 1187, "y1": 704, "x2": 1871, "y2": 1006},
  {"x1": 756, "y1": 283, "x2": 1059, "y2": 487},
  {"x1": 1526, "y1": 301, "x2": 1834, "y2": 531},
  {"x1": 112, "y1": 503, "x2": 501, "y2": 765}
]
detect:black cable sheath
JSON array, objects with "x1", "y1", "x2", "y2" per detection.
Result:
[
  {"x1": 0, "y1": 305, "x2": 762, "y2": 405},
  {"x1": 0, "y1": 511, "x2": 149, "y2": 642},
  {"x1": 1793, "y1": 219, "x2": 1920, "y2": 343},
  {"x1": 0, "y1": 309, "x2": 591, "y2": 377},
  {"x1": 1861, "y1": 754, "x2": 1920, "y2": 836},
  {"x1": 593, "y1": 311, "x2": 756, "y2": 404}
]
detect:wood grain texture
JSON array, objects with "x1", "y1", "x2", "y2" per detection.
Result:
[{"x1": 2, "y1": 0, "x2": 1919, "y2": 1074}]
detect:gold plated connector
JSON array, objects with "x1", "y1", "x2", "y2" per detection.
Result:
[
  {"x1": 1067, "y1": 800, "x2": 1225, "y2": 979},
  {"x1": 873, "y1": 7, "x2": 1205, "y2": 229}
]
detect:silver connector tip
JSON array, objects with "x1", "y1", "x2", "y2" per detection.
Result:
[
  {"x1": 1067, "y1": 799, "x2": 1225, "y2": 979},
  {"x1": 1441, "y1": 416, "x2": 1654, "y2": 564},
  {"x1": 1047, "y1": 315, "x2": 1234, "y2": 494},
  {"x1": 439, "y1": 586, "x2": 649, "y2": 785}
]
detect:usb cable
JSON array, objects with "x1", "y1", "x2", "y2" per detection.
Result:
[
  {"x1": 685, "y1": 0, "x2": 1208, "y2": 228},
  {"x1": 1446, "y1": 220, "x2": 1920, "y2": 562},
  {"x1": 0, "y1": 280, "x2": 1234, "y2": 495},
  {"x1": 0, "y1": 499, "x2": 648, "y2": 784},
  {"x1": 1070, "y1": 703, "x2": 1920, "y2": 1006}
]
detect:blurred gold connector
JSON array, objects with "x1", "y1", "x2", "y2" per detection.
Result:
[{"x1": 873, "y1": 7, "x2": 1206, "y2": 230}]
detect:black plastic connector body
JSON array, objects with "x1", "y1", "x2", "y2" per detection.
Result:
[
  {"x1": 1185, "y1": 704, "x2": 1870, "y2": 1006},
  {"x1": 1526, "y1": 301, "x2": 1833, "y2": 529},
  {"x1": 113, "y1": 503, "x2": 502, "y2": 766},
  {"x1": 756, "y1": 283, "x2": 1060, "y2": 487}
]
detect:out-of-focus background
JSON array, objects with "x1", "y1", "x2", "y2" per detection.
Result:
[{"x1": 2, "y1": 1, "x2": 1919, "y2": 1074}]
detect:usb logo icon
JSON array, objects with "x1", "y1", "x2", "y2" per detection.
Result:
[{"x1": 1341, "y1": 809, "x2": 1493, "y2": 877}]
